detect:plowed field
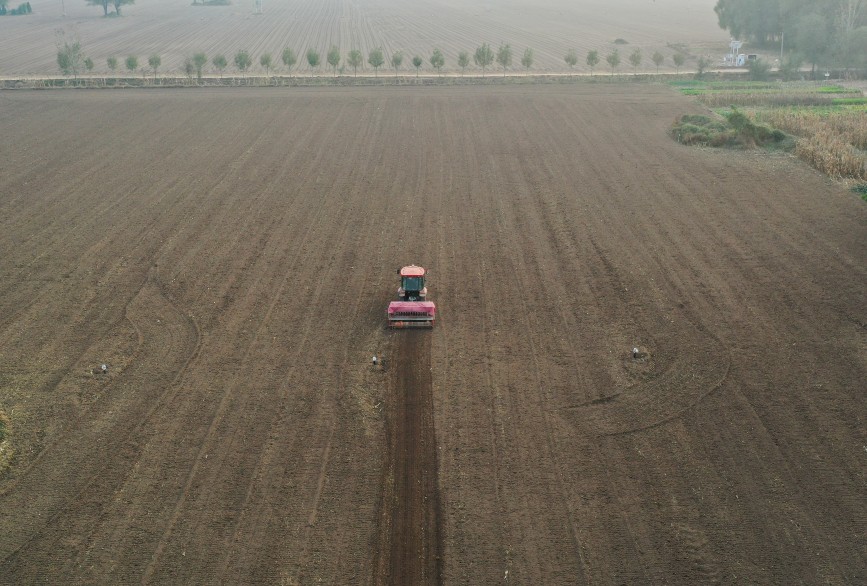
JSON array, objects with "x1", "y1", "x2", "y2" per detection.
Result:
[
  {"x1": 0, "y1": 85, "x2": 865, "y2": 585},
  {"x1": 0, "y1": 0, "x2": 724, "y2": 76}
]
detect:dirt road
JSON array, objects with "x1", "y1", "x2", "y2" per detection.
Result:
[{"x1": 0, "y1": 85, "x2": 864, "y2": 584}]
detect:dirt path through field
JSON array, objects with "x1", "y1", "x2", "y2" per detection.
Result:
[{"x1": 373, "y1": 330, "x2": 442, "y2": 585}]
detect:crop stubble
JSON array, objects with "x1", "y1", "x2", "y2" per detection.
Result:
[{"x1": 0, "y1": 85, "x2": 865, "y2": 584}]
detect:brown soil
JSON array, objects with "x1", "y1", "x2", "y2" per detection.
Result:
[
  {"x1": 373, "y1": 330, "x2": 442, "y2": 585},
  {"x1": 0, "y1": 85, "x2": 865, "y2": 585}
]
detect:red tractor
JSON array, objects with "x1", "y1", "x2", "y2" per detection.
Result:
[{"x1": 387, "y1": 265, "x2": 436, "y2": 328}]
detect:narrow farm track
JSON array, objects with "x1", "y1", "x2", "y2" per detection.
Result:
[
  {"x1": 0, "y1": 0, "x2": 725, "y2": 77},
  {"x1": 0, "y1": 85, "x2": 865, "y2": 584}
]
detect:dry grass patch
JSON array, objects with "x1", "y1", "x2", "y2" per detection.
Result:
[{"x1": 756, "y1": 110, "x2": 867, "y2": 180}]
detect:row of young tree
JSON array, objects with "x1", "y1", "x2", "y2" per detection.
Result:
[
  {"x1": 58, "y1": 41, "x2": 698, "y2": 80},
  {"x1": 714, "y1": 0, "x2": 867, "y2": 73}
]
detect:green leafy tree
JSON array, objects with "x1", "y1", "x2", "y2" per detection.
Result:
[
  {"x1": 327, "y1": 45, "x2": 341, "y2": 76},
  {"x1": 496, "y1": 43, "x2": 512, "y2": 76},
  {"x1": 86, "y1": 0, "x2": 110, "y2": 16},
  {"x1": 779, "y1": 52, "x2": 804, "y2": 80},
  {"x1": 347, "y1": 49, "x2": 363, "y2": 76},
  {"x1": 234, "y1": 50, "x2": 252, "y2": 76},
  {"x1": 564, "y1": 49, "x2": 578, "y2": 73},
  {"x1": 474, "y1": 43, "x2": 494, "y2": 76},
  {"x1": 56, "y1": 32, "x2": 85, "y2": 79},
  {"x1": 794, "y1": 13, "x2": 830, "y2": 77},
  {"x1": 412, "y1": 55, "x2": 423, "y2": 77},
  {"x1": 368, "y1": 47, "x2": 385, "y2": 76},
  {"x1": 391, "y1": 50, "x2": 404, "y2": 74},
  {"x1": 521, "y1": 47, "x2": 534, "y2": 72},
  {"x1": 586, "y1": 50, "x2": 600, "y2": 77},
  {"x1": 193, "y1": 52, "x2": 207, "y2": 82},
  {"x1": 281, "y1": 47, "x2": 297, "y2": 76},
  {"x1": 306, "y1": 48, "x2": 320, "y2": 71},
  {"x1": 84, "y1": 56, "x2": 94, "y2": 73},
  {"x1": 212, "y1": 54, "x2": 227, "y2": 78},
  {"x1": 125, "y1": 55, "x2": 138, "y2": 76},
  {"x1": 628, "y1": 48, "x2": 642, "y2": 74},
  {"x1": 148, "y1": 54, "x2": 161, "y2": 81},
  {"x1": 651, "y1": 50, "x2": 664, "y2": 74},
  {"x1": 429, "y1": 48, "x2": 445, "y2": 76},
  {"x1": 606, "y1": 49, "x2": 620, "y2": 75},
  {"x1": 106, "y1": 55, "x2": 118, "y2": 75},
  {"x1": 111, "y1": 0, "x2": 133, "y2": 15},
  {"x1": 696, "y1": 56, "x2": 711, "y2": 78},
  {"x1": 457, "y1": 50, "x2": 470, "y2": 75},
  {"x1": 183, "y1": 58, "x2": 195, "y2": 82},
  {"x1": 260, "y1": 52, "x2": 273, "y2": 77},
  {"x1": 672, "y1": 52, "x2": 685, "y2": 74},
  {"x1": 747, "y1": 57, "x2": 771, "y2": 80}
]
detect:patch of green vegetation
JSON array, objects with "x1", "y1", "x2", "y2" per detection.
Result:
[
  {"x1": 831, "y1": 97, "x2": 867, "y2": 106},
  {"x1": 670, "y1": 114, "x2": 737, "y2": 147},
  {"x1": 853, "y1": 184, "x2": 867, "y2": 202},
  {"x1": 671, "y1": 109, "x2": 791, "y2": 150}
]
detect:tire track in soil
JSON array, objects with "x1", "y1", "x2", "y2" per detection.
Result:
[{"x1": 373, "y1": 330, "x2": 443, "y2": 586}]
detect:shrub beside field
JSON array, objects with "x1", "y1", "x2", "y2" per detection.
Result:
[
  {"x1": 674, "y1": 81, "x2": 867, "y2": 184},
  {"x1": 670, "y1": 110, "x2": 789, "y2": 149}
]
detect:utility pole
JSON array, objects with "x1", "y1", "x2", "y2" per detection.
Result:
[{"x1": 780, "y1": 31, "x2": 784, "y2": 63}]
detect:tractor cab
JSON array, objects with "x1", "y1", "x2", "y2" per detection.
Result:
[
  {"x1": 398, "y1": 265, "x2": 428, "y2": 301},
  {"x1": 388, "y1": 264, "x2": 435, "y2": 328}
]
